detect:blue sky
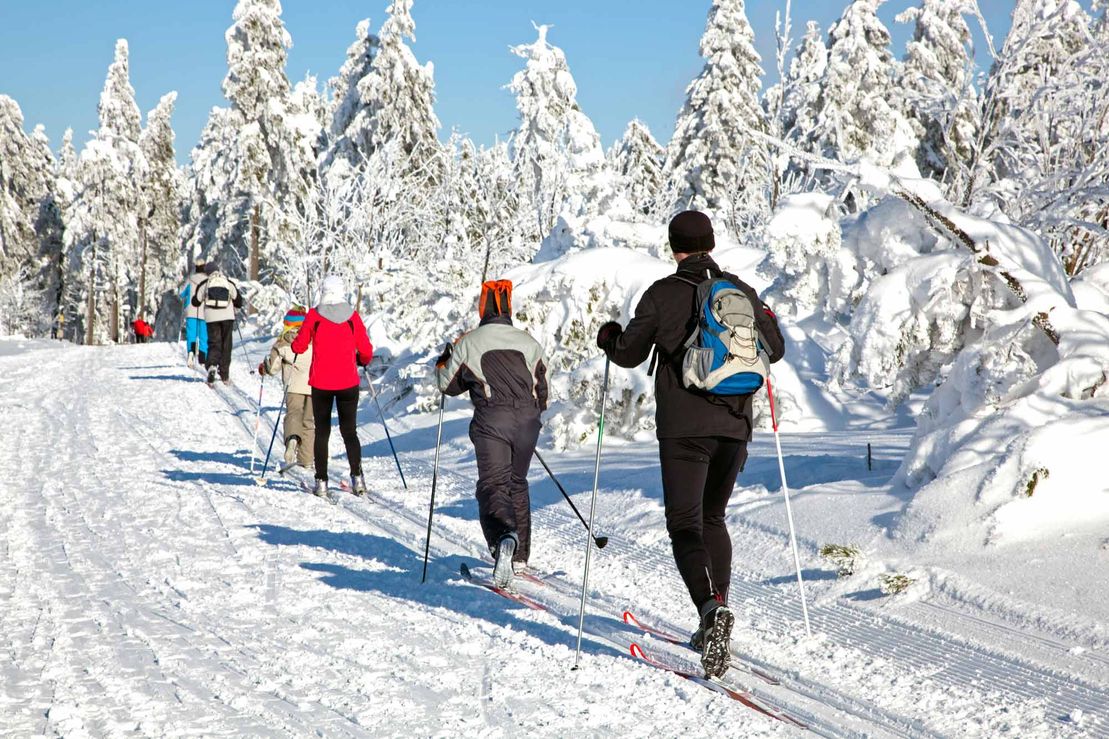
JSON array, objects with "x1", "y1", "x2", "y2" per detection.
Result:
[{"x1": 0, "y1": 1, "x2": 1026, "y2": 164}]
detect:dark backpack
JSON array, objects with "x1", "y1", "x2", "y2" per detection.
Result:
[{"x1": 676, "y1": 274, "x2": 769, "y2": 396}]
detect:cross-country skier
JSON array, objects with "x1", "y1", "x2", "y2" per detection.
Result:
[
  {"x1": 258, "y1": 305, "x2": 314, "y2": 470},
  {"x1": 191, "y1": 263, "x2": 243, "y2": 386},
  {"x1": 435, "y1": 280, "x2": 548, "y2": 589},
  {"x1": 291, "y1": 275, "x2": 373, "y2": 498},
  {"x1": 595, "y1": 211, "x2": 785, "y2": 678},
  {"x1": 179, "y1": 257, "x2": 209, "y2": 367}
]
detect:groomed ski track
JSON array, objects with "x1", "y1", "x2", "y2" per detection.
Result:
[{"x1": 1, "y1": 340, "x2": 1105, "y2": 736}]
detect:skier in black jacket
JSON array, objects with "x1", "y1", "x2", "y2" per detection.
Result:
[
  {"x1": 596, "y1": 210, "x2": 785, "y2": 677},
  {"x1": 436, "y1": 280, "x2": 549, "y2": 590}
]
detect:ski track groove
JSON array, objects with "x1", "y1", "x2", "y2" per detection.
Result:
[{"x1": 6, "y1": 342, "x2": 1105, "y2": 737}]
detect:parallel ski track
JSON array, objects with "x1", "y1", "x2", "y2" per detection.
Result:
[
  {"x1": 208, "y1": 341, "x2": 1107, "y2": 737},
  {"x1": 213, "y1": 360, "x2": 927, "y2": 738}
]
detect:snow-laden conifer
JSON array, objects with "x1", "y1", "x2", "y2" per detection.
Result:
[
  {"x1": 665, "y1": 0, "x2": 772, "y2": 235},
  {"x1": 815, "y1": 0, "x2": 916, "y2": 168},
  {"x1": 354, "y1": 0, "x2": 441, "y2": 177},
  {"x1": 508, "y1": 24, "x2": 624, "y2": 246},
  {"x1": 610, "y1": 119, "x2": 664, "y2": 218},
  {"x1": 138, "y1": 92, "x2": 183, "y2": 329}
]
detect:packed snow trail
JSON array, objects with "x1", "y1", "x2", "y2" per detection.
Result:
[
  {"x1": 1, "y1": 339, "x2": 1104, "y2": 736},
  {"x1": 0, "y1": 340, "x2": 792, "y2": 736}
]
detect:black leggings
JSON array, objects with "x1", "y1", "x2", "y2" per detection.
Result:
[
  {"x1": 311, "y1": 385, "x2": 361, "y2": 480},
  {"x1": 659, "y1": 436, "x2": 748, "y2": 611}
]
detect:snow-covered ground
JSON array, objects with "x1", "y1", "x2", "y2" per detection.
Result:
[{"x1": 1, "y1": 337, "x2": 1106, "y2": 736}]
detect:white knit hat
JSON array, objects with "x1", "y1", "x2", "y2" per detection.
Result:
[{"x1": 318, "y1": 274, "x2": 346, "y2": 305}]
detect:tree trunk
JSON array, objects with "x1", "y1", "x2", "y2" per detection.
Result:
[
  {"x1": 85, "y1": 261, "x2": 95, "y2": 346},
  {"x1": 138, "y1": 217, "x2": 148, "y2": 316},
  {"x1": 110, "y1": 275, "x2": 120, "y2": 343},
  {"x1": 250, "y1": 203, "x2": 260, "y2": 282}
]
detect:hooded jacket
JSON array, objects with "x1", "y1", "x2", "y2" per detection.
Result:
[
  {"x1": 437, "y1": 314, "x2": 548, "y2": 411},
  {"x1": 290, "y1": 302, "x2": 373, "y2": 391},
  {"x1": 604, "y1": 252, "x2": 785, "y2": 440},
  {"x1": 180, "y1": 269, "x2": 208, "y2": 321},
  {"x1": 191, "y1": 271, "x2": 243, "y2": 323}
]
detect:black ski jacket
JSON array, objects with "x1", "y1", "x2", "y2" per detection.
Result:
[{"x1": 604, "y1": 253, "x2": 785, "y2": 440}]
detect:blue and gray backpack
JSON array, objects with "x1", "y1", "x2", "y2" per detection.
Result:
[{"x1": 675, "y1": 274, "x2": 769, "y2": 396}]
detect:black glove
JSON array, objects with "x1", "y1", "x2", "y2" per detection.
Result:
[
  {"x1": 435, "y1": 343, "x2": 453, "y2": 367},
  {"x1": 596, "y1": 321, "x2": 622, "y2": 351}
]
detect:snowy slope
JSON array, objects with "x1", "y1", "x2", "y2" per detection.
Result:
[{"x1": 1, "y1": 337, "x2": 1106, "y2": 736}]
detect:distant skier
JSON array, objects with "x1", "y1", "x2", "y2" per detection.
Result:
[
  {"x1": 132, "y1": 315, "x2": 154, "y2": 343},
  {"x1": 435, "y1": 280, "x2": 548, "y2": 589},
  {"x1": 179, "y1": 257, "x2": 209, "y2": 367},
  {"x1": 258, "y1": 305, "x2": 314, "y2": 470},
  {"x1": 291, "y1": 275, "x2": 373, "y2": 498},
  {"x1": 191, "y1": 263, "x2": 243, "y2": 386},
  {"x1": 596, "y1": 211, "x2": 785, "y2": 678}
]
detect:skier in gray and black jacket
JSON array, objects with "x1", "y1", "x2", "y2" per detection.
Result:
[{"x1": 436, "y1": 280, "x2": 548, "y2": 589}]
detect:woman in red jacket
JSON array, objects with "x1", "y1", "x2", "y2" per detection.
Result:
[{"x1": 291, "y1": 275, "x2": 373, "y2": 497}]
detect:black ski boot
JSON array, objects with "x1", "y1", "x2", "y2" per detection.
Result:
[{"x1": 698, "y1": 600, "x2": 734, "y2": 679}]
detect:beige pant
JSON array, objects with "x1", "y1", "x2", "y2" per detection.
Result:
[{"x1": 285, "y1": 392, "x2": 315, "y2": 466}]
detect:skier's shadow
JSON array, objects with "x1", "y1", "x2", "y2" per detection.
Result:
[
  {"x1": 127, "y1": 373, "x2": 203, "y2": 383},
  {"x1": 250, "y1": 524, "x2": 624, "y2": 660},
  {"x1": 163, "y1": 449, "x2": 259, "y2": 487}
]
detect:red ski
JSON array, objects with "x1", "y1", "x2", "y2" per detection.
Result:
[
  {"x1": 623, "y1": 609, "x2": 780, "y2": 686},
  {"x1": 459, "y1": 563, "x2": 547, "y2": 611},
  {"x1": 629, "y1": 643, "x2": 807, "y2": 729}
]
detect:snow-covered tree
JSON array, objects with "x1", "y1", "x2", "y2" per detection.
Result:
[
  {"x1": 139, "y1": 92, "x2": 183, "y2": 332},
  {"x1": 896, "y1": 0, "x2": 980, "y2": 184},
  {"x1": 783, "y1": 21, "x2": 827, "y2": 148},
  {"x1": 664, "y1": 0, "x2": 772, "y2": 236},
  {"x1": 63, "y1": 39, "x2": 148, "y2": 344},
  {"x1": 0, "y1": 96, "x2": 60, "y2": 335},
  {"x1": 508, "y1": 24, "x2": 624, "y2": 246},
  {"x1": 326, "y1": 18, "x2": 379, "y2": 151},
  {"x1": 610, "y1": 119, "x2": 664, "y2": 217},
  {"x1": 815, "y1": 0, "x2": 916, "y2": 169},
  {"x1": 352, "y1": 0, "x2": 441, "y2": 180}
]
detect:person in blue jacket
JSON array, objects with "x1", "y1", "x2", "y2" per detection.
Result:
[{"x1": 179, "y1": 258, "x2": 209, "y2": 367}]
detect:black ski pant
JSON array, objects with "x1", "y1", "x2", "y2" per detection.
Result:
[
  {"x1": 659, "y1": 436, "x2": 748, "y2": 612},
  {"x1": 205, "y1": 320, "x2": 234, "y2": 381},
  {"x1": 470, "y1": 403, "x2": 541, "y2": 563},
  {"x1": 311, "y1": 385, "x2": 361, "y2": 481}
]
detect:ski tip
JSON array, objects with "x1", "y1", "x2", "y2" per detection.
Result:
[
  {"x1": 629, "y1": 643, "x2": 646, "y2": 659},
  {"x1": 253, "y1": 478, "x2": 268, "y2": 486},
  {"x1": 460, "y1": 562, "x2": 472, "y2": 579},
  {"x1": 622, "y1": 610, "x2": 638, "y2": 627}
]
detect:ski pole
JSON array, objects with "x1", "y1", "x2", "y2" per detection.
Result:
[
  {"x1": 573, "y1": 357, "x2": 610, "y2": 670},
  {"x1": 421, "y1": 392, "x2": 447, "y2": 583},
  {"x1": 257, "y1": 389, "x2": 287, "y2": 485},
  {"x1": 362, "y1": 366, "x2": 408, "y2": 490},
  {"x1": 766, "y1": 375, "x2": 812, "y2": 638},
  {"x1": 248, "y1": 376, "x2": 264, "y2": 475},
  {"x1": 533, "y1": 450, "x2": 608, "y2": 549},
  {"x1": 235, "y1": 322, "x2": 255, "y2": 374}
]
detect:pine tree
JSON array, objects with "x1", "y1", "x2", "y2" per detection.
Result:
[
  {"x1": 665, "y1": 0, "x2": 772, "y2": 237},
  {"x1": 139, "y1": 92, "x2": 183, "y2": 330},
  {"x1": 324, "y1": 18, "x2": 380, "y2": 177},
  {"x1": 0, "y1": 96, "x2": 60, "y2": 335},
  {"x1": 815, "y1": 0, "x2": 916, "y2": 168},
  {"x1": 610, "y1": 119, "x2": 664, "y2": 217},
  {"x1": 783, "y1": 21, "x2": 828, "y2": 151},
  {"x1": 896, "y1": 0, "x2": 980, "y2": 183},
  {"x1": 63, "y1": 39, "x2": 148, "y2": 344},
  {"x1": 354, "y1": 0, "x2": 441, "y2": 177},
  {"x1": 508, "y1": 24, "x2": 623, "y2": 245},
  {"x1": 186, "y1": 0, "x2": 320, "y2": 285}
]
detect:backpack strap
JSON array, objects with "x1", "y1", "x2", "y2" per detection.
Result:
[{"x1": 648, "y1": 273, "x2": 709, "y2": 377}]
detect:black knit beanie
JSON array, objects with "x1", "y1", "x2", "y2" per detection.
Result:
[{"x1": 668, "y1": 211, "x2": 715, "y2": 253}]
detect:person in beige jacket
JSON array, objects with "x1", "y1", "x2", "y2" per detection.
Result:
[{"x1": 258, "y1": 306, "x2": 314, "y2": 468}]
